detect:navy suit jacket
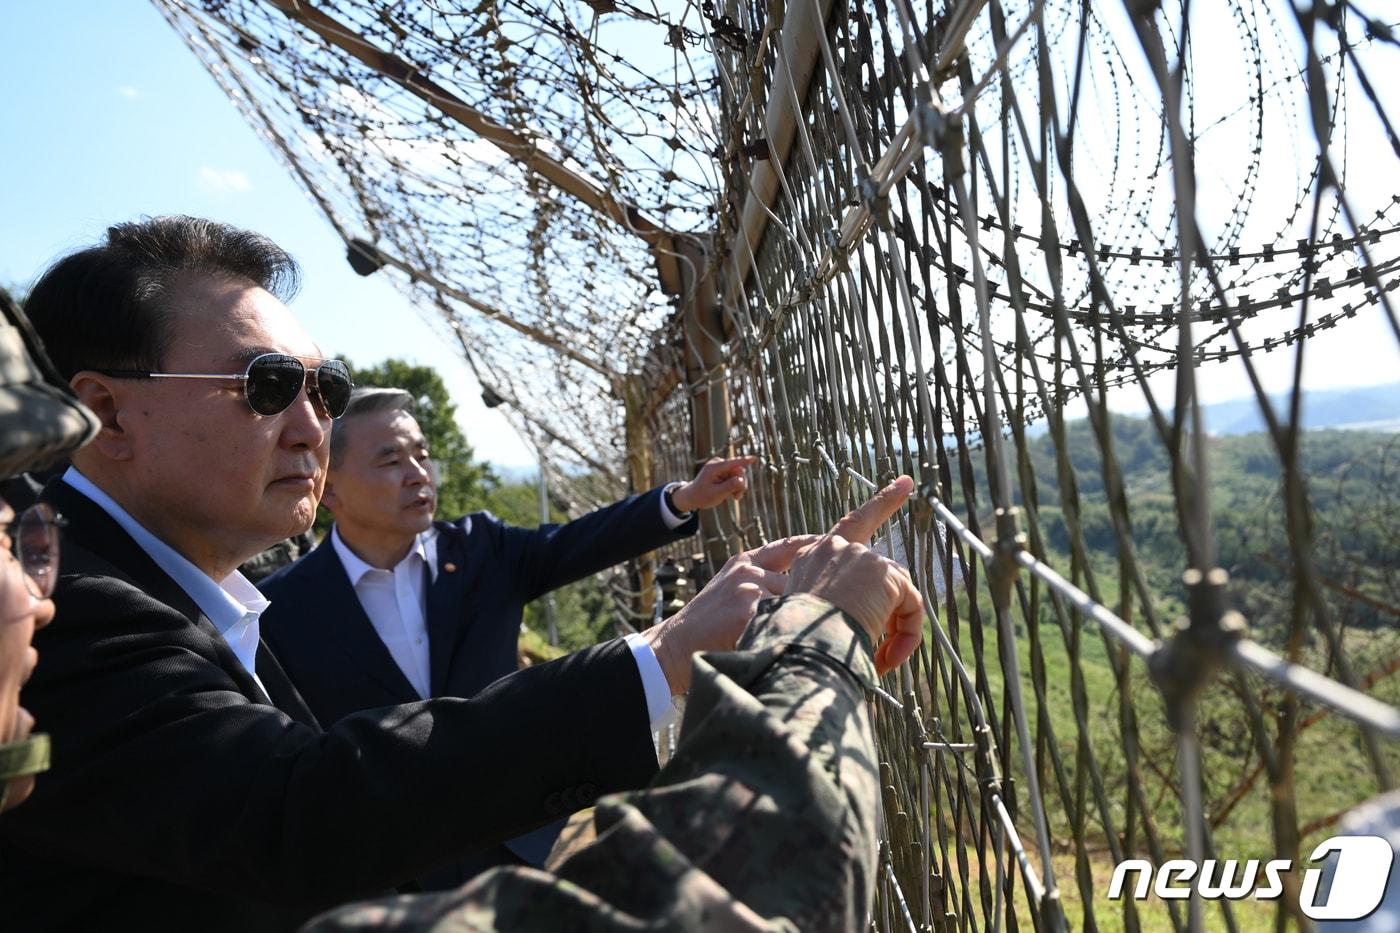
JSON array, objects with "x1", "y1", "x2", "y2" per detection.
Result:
[
  {"x1": 0, "y1": 480, "x2": 660, "y2": 932},
  {"x1": 258, "y1": 485, "x2": 698, "y2": 884}
]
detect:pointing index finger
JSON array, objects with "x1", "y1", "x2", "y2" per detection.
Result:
[
  {"x1": 829, "y1": 475, "x2": 915, "y2": 545},
  {"x1": 715, "y1": 455, "x2": 758, "y2": 475},
  {"x1": 746, "y1": 534, "x2": 823, "y2": 572}
]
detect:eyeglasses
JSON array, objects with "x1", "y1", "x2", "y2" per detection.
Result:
[
  {"x1": 98, "y1": 354, "x2": 354, "y2": 419},
  {"x1": 5, "y1": 504, "x2": 65, "y2": 600}
]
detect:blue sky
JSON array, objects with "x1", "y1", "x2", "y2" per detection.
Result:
[{"x1": 0, "y1": 0, "x2": 537, "y2": 468}]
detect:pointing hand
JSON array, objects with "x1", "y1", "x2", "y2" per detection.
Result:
[
  {"x1": 786, "y1": 476, "x2": 924, "y2": 675},
  {"x1": 670, "y1": 456, "x2": 757, "y2": 512}
]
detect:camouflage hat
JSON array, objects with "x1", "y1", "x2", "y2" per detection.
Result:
[{"x1": 0, "y1": 288, "x2": 99, "y2": 478}]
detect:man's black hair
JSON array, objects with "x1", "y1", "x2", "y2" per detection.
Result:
[
  {"x1": 329, "y1": 387, "x2": 416, "y2": 468},
  {"x1": 24, "y1": 215, "x2": 301, "y2": 379}
]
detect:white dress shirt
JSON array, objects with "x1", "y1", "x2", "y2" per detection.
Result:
[
  {"x1": 330, "y1": 487, "x2": 692, "y2": 725},
  {"x1": 331, "y1": 525, "x2": 436, "y2": 699},
  {"x1": 62, "y1": 467, "x2": 271, "y2": 697}
]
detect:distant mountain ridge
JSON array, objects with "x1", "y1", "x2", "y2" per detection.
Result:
[{"x1": 1199, "y1": 381, "x2": 1400, "y2": 435}]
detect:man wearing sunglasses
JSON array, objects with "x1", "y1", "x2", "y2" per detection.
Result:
[
  {"x1": 258, "y1": 386, "x2": 751, "y2": 886},
  {"x1": 0, "y1": 216, "x2": 789, "y2": 931}
]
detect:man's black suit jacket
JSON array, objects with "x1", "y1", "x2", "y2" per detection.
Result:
[
  {"x1": 259, "y1": 486, "x2": 697, "y2": 726},
  {"x1": 257, "y1": 487, "x2": 696, "y2": 887},
  {"x1": 0, "y1": 481, "x2": 660, "y2": 932}
]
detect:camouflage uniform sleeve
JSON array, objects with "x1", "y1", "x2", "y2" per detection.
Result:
[{"x1": 302, "y1": 593, "x2": 880, "y2": 933}]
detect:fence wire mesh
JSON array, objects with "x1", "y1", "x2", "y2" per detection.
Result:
[{"x1": 156, "y1": 0, "x2": 1400, "y2": 927}]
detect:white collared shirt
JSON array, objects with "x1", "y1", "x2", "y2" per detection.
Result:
[
  {"x1": 331, "y1": 525, "x2": 437, "y2": 699},
  {"x1": 329, "y1": 484, "x2": 691, "y2": 726},
  {"x1": 62, "y1": 467, "x2": 271, "y2": 697}
]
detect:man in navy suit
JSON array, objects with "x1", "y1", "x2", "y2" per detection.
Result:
[{"x1": 259, "y1": 386, "x2": 754, "y2": 887}]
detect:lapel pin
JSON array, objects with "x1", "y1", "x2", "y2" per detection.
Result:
[{"x1": 444, "y1": 562, "x2": 458, "y2": 573}]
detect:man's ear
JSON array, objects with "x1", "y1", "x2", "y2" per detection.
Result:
[
  {"x1": 69, "y1": 372, "x2": 136, "y2": 462},
  {"x1": 321, "y1": 476, "x2": 341, "y2": 513}
]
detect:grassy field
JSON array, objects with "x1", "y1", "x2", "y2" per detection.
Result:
[
  {"x1": 885, "y1": 600, "x2": 1398, "y2": 929},
  {"x1": 956, "y1": 616, "x2": 1400, "y2": 930}
]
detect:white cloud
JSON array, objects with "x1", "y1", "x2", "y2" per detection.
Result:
[
  {"x1": 196, "y1": 166, "x2": 253, "y2": 194},
  {"x1": 116, "y1": 86, "x2": 139, "y2": 99}
]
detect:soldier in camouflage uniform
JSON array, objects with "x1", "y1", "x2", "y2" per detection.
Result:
[{"x1": 306, "y1": 476, "x2": 924, "y2": 932}]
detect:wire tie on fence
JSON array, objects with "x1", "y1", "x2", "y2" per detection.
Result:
[
  {"x1": 824, "y1": 228, "x2": 850, "y2": 273},
  {"x1": 910, "y1": 490, "x2": 935, "y2": 533},
  {"x1": 972, "y1": 721, "x2": 1002, "y2": 796},
  {"x1": 831, "y1": 449, "x2": 864, "y2": 501},
  {"x1": 876, "y1": 455, "x2": 895, "y2": 487},
  {"x1": 846, "y1": 466, "x2": 878, "y2": 490},
  {"x1": 874, "y1": 685, "x2": 904, "y2": 711},
  {"x1": 1148, "y1": 567, "x2": 1247, "y2": 731},
  {"x1": 911, "y1": 80, "x2": 945, "y2": 151},
  {"x1": 792, "y1": 268, "x2": 811, "y2": 305},
  {"x1": 988, "y1": 506, "x2": 1026, "y2": 609},
  {"x1": 912, "y1": 480, "x2": 947, "y2": 541},
  {"x1": 936, "y1": 109, "x2": 966, "y2": 181},
  {"x1": 879, "y1": 839, "x2": 919, "y2": 933},
  {"x1": 902, "y1": 690, "x2": 927, "y2": 743},
  {"x1": 859, "y1": 173, "x2": 894, "y2": 231}
]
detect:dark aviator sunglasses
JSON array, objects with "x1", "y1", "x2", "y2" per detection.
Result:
[{"x1": 97, "y1": 354, "x2": 354, "y2": 419}]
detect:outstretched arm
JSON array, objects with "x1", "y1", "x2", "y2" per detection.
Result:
[{"x1": 512, "y1": 455, "x2": 757, "y2": 601}]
